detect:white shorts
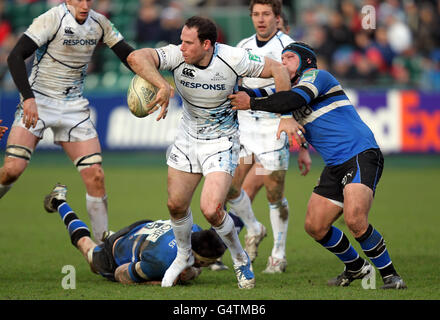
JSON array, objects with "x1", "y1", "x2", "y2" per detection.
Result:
[
  {"x1": 238, "y1": 111, "x2": 289, "y2": 171},
  {"x1": 13, "y1": 92, "x2": 97, "y2": 143},
  {"x1": 166, "y1": 125, "x2": 240, "y2": 176}
]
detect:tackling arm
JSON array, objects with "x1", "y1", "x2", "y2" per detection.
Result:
[{"x1": 258, "y1": 57, "x2": 291, "y2": 92}]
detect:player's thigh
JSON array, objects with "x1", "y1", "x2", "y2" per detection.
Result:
[
  {"x1": 263, "y1": 169, "x2": 286, "y2": 203},
  {"x1": 167, "y1": 166, "x2": 202, "y2": 216},
  {"x1": 305, "y1": 192, "x2": 343, "y2": 240},
  {"x1": 1, "y1": 126, "x2": 39, "y2": 176},
  {"x1": 200, "y1": 171, "x2": 232, "y2": 222},
  {"x1": 242, "y1": 162, "x2": 265, "y2": 202},
  {"x1": 60, "y1": 137, "x2": 102, "y2": 161}
]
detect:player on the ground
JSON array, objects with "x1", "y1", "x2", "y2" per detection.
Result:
[
  {"x1": 44, "y1": 183, "x2": 231, "y2": 285},
  {"x1": 0, "y1": 0, "x2": 135, "y2": 243},
  {"x1": 227, "y1": 0, "x2": 311, "y2": 273},
  {"x1": 0, "y1": 120, "x2": 7, "y2": 140},
  {"x1": 229, "y1": 42, "x2": 407, "y2": 289},
  {"x1": 127, "y1": 16, "x2": 291, "y2": 289}
]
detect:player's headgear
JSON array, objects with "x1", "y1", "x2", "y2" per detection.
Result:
[{"x1": 282, "y1": 42, "x2": 317, "y2": 80}]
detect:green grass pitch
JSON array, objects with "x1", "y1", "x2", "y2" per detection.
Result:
[{"x1": 0, "y1": 151, "x2": 438, "y2": 300}]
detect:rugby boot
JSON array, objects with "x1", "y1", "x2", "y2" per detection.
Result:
[{"x1": 44, "y1": 183, "x2": 68, "y2": 213}]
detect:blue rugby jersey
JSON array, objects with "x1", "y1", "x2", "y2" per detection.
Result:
[
  {"x1": 112, "y1": 220, "x2": 202, "y2": 281},
  {"x1": 264, "y1": 69, "x2": 379, "y2": 165}
]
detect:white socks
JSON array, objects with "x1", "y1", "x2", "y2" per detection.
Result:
[
  {"x1": 0, "y1": 183, "x2": 12, "y2": 199},
  {"x1": 269, "y1": 198, "x2": 289, "y2": 259},
  {"x1": 162, "y1": 210, "x2": 194, "y2": 287},
  {"x1": 213, "y1": 213, "x2": 247, "y2": 266},
  {"x1": 86, "y1": 193, "x2": 108, "y2": 244},
  {"x1": 228, "y1": 189, "x2": 260, "y2": 236}
]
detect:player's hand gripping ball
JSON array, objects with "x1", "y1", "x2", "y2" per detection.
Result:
[{"x1": 127, "y1": 75, "x2": 158, "y2": 118}]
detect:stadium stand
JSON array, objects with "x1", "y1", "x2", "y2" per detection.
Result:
[{"x1": 1, "y1": 0, "x2": 440, "y2": 92}]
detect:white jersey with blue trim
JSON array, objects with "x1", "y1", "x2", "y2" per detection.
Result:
[
  {"x1": 237, "y1": 30, "x2": 293, "y2": 119},
  {"x1": 24, "y1": 3, "x2": 123, "y2": 100},
  {"x1": 156, "y1": 43, "x2": 265, "y2": 139},
  {"x1": 263, "y1": 69, "x2": 379, "y2": 165}
]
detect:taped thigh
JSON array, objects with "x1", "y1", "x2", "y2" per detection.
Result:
[
  {"x1": 5, "y1": 144, "x2": 33, "y2": 162},
  {"x1": 74, "y1": 153, "x2": 102, "y2": 172}
]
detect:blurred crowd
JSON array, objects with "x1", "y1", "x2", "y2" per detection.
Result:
[
  {"x1": 1, "y1": 0, "x2": 440, "y2": 91},
  {"x1": 294, "y1": 0, "x2": 440, "y2": 90}
]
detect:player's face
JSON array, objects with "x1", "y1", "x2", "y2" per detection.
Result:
[
  {"x1": 251, "y1": 4, "x2": 280, "y2": 41},
  {"x1": 180, "y1": 26, "x2": 211, "y2": 66},
  {"x1": 66, "y1": 0, "x2": 93, "y2": 23},
  {"x1": 282, "y1": 51, "x2": 300, "y2": 78}
]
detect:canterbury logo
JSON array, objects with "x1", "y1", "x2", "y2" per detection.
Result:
[
  {"x1": 182, "y1": 68, "x2": 195, "y2": 78},
  {"x1": 64, "y1": 27, "x2": 74, "y2": 35}
]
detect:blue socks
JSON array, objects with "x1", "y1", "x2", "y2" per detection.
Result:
[
  {"x1": 57, "y1": 201, "x2": 91, "y2": 246},
  {"x1": 318, "y1": 226, "x2": 365, "y2": 272}
]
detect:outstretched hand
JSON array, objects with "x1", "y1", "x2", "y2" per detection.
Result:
[
  {"x1": 147, "y1": 84, "x2": 175, "y2": 121},
  {"x1": 229, "y1": 91, "x2": 251, "y2": 110}
]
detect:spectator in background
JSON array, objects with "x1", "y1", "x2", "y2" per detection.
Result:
[
  {"x1": 377, "y1": 0, "x2": 406, "y2": 25},
  {"x1": 391, "y1": 44, "x2": 423, "y2": 86},
  {"x1": 421, "y1": 49, "x2": 440, "y2": 91},
  {"x1": 94, "y1": 0, "x2": 112, "y2": 19},
  {"x1": 304, "y1": 25, "x2": 333, "y2": 69},
  {"x1": 160, "y1": 1, "x2": 184, "y2": 45},
  {"x1": 352, "y1": 31, "x2": 385, "y2": 81},
  {"x1": 413, "y1": 2, "x2": 440, "y2": 58},
  {"x1": 278, "y1": 12, "x2": 290, "y2": 34},
  {"x1": 340, "y1": 0, "x2": 362, "y2": 34},
  {"x1": 372, "y1": 26, "x2": 395, "y2": 71},
  {"x1": 135, "y1": 0, "x2": 166, "y2": 45},
  {"x1": 325, "y1": 10, "x2": 354, "y2": 53}
]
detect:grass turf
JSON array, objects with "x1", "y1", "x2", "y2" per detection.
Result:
[{"x1": 0, "y1": 151, "x2": 438, "y2": 300}]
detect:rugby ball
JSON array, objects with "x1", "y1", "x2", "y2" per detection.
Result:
[{"x1": 127, "y1": 75, "x2": 158, "y2": 118}]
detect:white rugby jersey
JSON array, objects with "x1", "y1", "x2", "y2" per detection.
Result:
[
  {"x1": 24, "y1": 3, "x2": 123, "y2": 100},
  {"x1": 237, "y1": 30, "x2": 293, "y2": 119},
  {"x1": 156, "y1": 43, "x2": 265, "y2": 139}
]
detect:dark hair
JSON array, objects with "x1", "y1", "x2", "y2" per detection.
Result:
[
  {"x1": 249, "y1": 0, "x2": 282, "y2": 17},
  {"x1": 184, "y1": 16, "x2": 217, "y2": 47},
  {"x1": 191, "y1": 229, "x2": 226, "y2": 259}
]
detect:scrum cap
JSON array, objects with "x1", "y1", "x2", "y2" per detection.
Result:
[{"x1": 282, "y1": 42, "x2": 317, "y2": 77}]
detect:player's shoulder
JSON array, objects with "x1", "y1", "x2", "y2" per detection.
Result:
[
  {"x1": 300, "y1": 69, "x2": 334, "y2": 83},
  {"x1": 236, "y1": 35, "x2": 255, "y2": 48},
  {"x1": 275, "y1": 31, "x2": 294, "y2": 47},
  {"x1": 215, "y1": 43, "x2": 248, "y2": 63},
  {"x1": 88, "y1": 8, "x2": 111, "y2": 24}
]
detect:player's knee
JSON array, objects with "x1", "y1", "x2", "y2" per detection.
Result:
[
  {"x1": 1, "y1": 161, "x2": 26, "y2": 184},
  {"x1": 265, "y1": 185, "x2": 284, "y2": 203},
  {"x1": 167, "y1": 199, "x2": 188, "y2": 217},
  {"x1": 344, "y1": 214, "x2": 367, "y2": 237},
  {"x1": 82, "y1": 165, "x2": 105, "y2": 189},
  {"x1": 200, "y1": 203, "x2": 223, "y2": 226},
  {"x1": 304, "y1": 215, "x2": 328, "y2": 240}
]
